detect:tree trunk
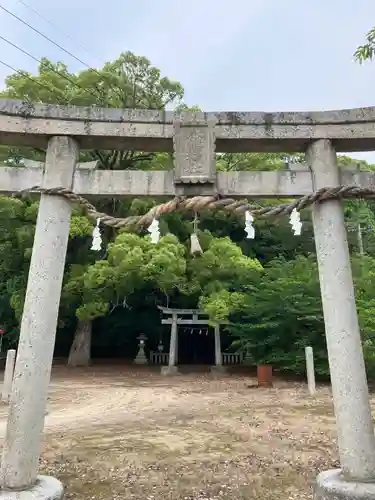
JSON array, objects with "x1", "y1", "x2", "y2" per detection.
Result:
[{"x1": 68, "y1": 320, "x2": 92, "y2": 367}]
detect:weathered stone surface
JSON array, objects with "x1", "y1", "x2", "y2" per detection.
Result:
[
  {"x1": 308, "y1": 140, "x2": 375, "y2": 480},
  {"x1": 1, "y1": 99, "x2": 375, "y2": 151},
  {"x1": 0, "y1": 165, "x2": 371, "y2": 199},
  {"x1": 0, "y1": 475, "x2": 63, "y2": 500},
  {"x1": 22, "y1": 159, "x2": 98, "y2": 170},
  {"x1": 0, "y1": 137, "x2": 79, "y2": 489},
  {"x1": 173, "y1": 119, "x2": 216, "y2": 183},
  {"x1": 2, "y1": 98, "x2": 375, "y2": 125},
  {"x1": 315, "y1": 469, "x2": 375, "y2": 500}
]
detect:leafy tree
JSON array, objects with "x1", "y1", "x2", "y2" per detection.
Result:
[
  {"x1": 0, "y1": 53, "x2": 182, "y2": 173},
  {"x1": 0, "y1": 196, "x2": 36, "y2": 348},
  {"x1": 352, "y1": 256, "x2": 375, "y2": 377},
  {"x1": 0, "y1": 52, "x2": 185, "y2": 364},
  {"x1": 64, "y1": 232, "x2": 187, "y2": 365},
  {"x1": 185, "y1": 237, "x2": 263, "y2": 322},
  {"x1": 354, "y1": 26, "x2": 375, "y2": 62},
  {"x1": 208, "y1": 252, "x2": 375, "y2": 378},
  {"x1": 217, "y1": 152, "x2": 292, "y2": 172},
  {"x1": 192, "y1": 237, "x2": 262, "y2": 292},
  {"x1": 226, "y1": 255, "x2": 325, "y2": 373}
]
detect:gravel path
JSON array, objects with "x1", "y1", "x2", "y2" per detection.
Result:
[{"x1": 0, "y1": 367, "x2": 343, "y2": 499}]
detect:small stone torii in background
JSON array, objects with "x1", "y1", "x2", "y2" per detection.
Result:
[
  {"x1": 0, "y1": 99, "x2": 374, "y2": 499},
  {"x1": 157, "y1": 306, "x2": 226, "y2": 374}
]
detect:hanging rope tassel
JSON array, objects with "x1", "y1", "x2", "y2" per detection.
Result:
[
  {"x1": 147, "y1": 218, "x2": 160, "y2": 243},
  {"x1": 91, "y1": 218, "x2": 102, "y2": 251},
  {"x1": 244, "y1": 211, "x2": 255, "y2": 239},
  {"x1": 190, "y1": 213, "x2": 203, "y2": 256},
  {"x1": 289, "y1": 208, "x2": 302, "y2": 236},
  {"x1": 190, "y1": 233, "x2": 203, "y2": 256}
]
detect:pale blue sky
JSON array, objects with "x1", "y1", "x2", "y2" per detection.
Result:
[{"x1": 0, "y1": 0, "x2": 374, "y2": 162}]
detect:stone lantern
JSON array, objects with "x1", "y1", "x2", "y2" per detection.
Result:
[{"x1": 134, "y1": 333, "x2": 148, "y2": 365}]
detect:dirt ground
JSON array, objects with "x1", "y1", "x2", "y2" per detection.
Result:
[{"x1": 0, "y1": 366, "x2": 342, "y2": 500}]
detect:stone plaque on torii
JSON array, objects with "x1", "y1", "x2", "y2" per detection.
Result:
[{"x1": 0, "y1": 99, "x2": 375, "y2": 499}]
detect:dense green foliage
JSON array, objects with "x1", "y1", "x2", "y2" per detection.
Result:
[
  {"x1": 355, "y1": 25, "x2": 375, "y2": 62},
  {"x1": 223, "y1": 255, "x2": 375, "y2": 378},
  {"x1": 1, "y1": 50, "x2": 375, "y2": 379}
]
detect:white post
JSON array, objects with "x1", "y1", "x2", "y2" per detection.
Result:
[
  {"x1": 1, "y1": 350, "x2": 16, "y2": 403},
  {"x1": 0, "y1": 136, "x2": 78, "y2": 491},
  {"x1": 307, "y1": 139, "x2": 375, "y2": 481},
  {"x1": 305, "y1": 346, "x2": 316, "y2": 396},
  {"x1": 214, "y1": 325, "x2": 222, "y2": 366}
]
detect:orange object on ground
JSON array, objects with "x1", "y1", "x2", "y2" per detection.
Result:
[{"x1": 257, "y1": 364, "x2": 273, "y2": 387}]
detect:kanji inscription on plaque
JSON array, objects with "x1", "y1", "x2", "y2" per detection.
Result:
[{"x1": 173, "y1": 118, "x2": 216, "y2": 184}]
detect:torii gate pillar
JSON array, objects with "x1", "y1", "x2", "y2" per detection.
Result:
[
  {"x1": 210, "y1": 324, "x2": 227, "y2": 374},
  {"x1": 0, "y1": 136, "x2": 78, "y2": 499},
  {"x1": 308, "y1": 140, "x2": 375, "y2": 500},
  {"x1": 161, "y1": 312, "x2": 179, "y2": 376}
]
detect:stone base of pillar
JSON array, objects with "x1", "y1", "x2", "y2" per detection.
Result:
[
  {"x1": 315, "y1": 469, "x2": 375, "y2": 500},
  {"x1": 210, "y1": 365, "x2": 227, "y2": 374},
  {"x1": 0, "y1": 475, "x2": 63, "y2": 499},
  {"x1": 160, "y1": 366, "x2": 179, "y2": 376}
]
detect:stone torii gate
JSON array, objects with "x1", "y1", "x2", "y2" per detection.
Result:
[
  {"x1": 0, "y1": 99, "x2": 375, "y2": 499},
  {"x1": 158, "y1": 306, "x2": 225, "y2": 374}
]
